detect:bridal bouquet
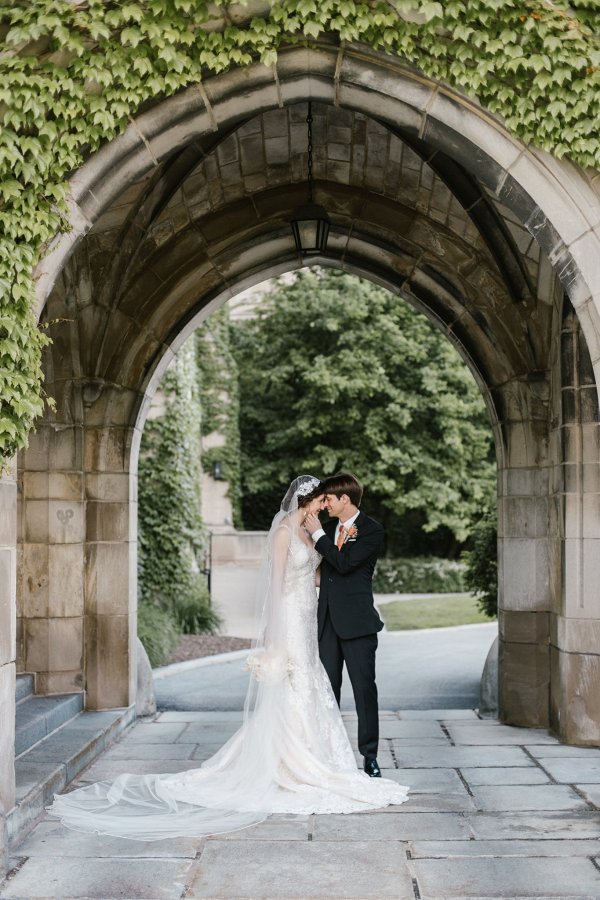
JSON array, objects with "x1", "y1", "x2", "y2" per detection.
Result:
[{"x1": 244, "y1": 651, "x2": 295, "y2": 684}]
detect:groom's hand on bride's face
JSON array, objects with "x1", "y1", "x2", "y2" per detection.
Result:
[{"x1": 304, "y1": 512, "x2": 321, "y2": 535}]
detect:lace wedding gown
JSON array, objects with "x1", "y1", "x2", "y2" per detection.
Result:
[{"x1": 48, "y1": 489, "x2": 408, "y2": 840}]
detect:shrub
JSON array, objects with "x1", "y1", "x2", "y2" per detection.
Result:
[
  {"x1": 461, "y1": 516, "x2": 498, "y2": 618},
  {"x1": 373, "y1": 557, "x2": 466, "y2": 594},
  {"x1": 137, "y1": 602, "x2": 180, "y2": 668},
  {"x1": 171, "y1": 585, "x2": 221, "y2": 635}
]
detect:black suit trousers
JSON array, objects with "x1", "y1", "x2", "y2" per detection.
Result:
[{"x1": 318, "y1": 607, "x2": 379, "y2": 760}]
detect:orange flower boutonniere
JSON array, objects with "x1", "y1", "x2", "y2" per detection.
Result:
[{"x1": 342, "y1": 525, "x2": 358, "y2": 544}]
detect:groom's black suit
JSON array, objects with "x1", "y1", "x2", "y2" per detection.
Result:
[{"x1": 315, "y1": 511, "x2": 384, "y2": 761}]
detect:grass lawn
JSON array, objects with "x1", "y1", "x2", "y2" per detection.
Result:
[{"x1": 378, "y1": 593, "x2": 496, "y2": 630}]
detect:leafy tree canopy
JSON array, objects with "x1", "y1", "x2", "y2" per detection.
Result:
[{"x1": 231, "y1": 269, "x2": 496, "y2": 551}]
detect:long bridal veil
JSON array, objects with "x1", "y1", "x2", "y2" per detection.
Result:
[{"x1": 47, "y1": 475, "x2": 323, "y2": 840}]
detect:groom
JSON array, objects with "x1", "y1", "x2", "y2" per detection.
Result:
[{"x1": 305, "y1": 473, "x2": 385, "y2": 778}]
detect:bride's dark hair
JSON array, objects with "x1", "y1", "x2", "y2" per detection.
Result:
[{"x1": 297, "y1": 481, "x2": 325, "y2": 509}]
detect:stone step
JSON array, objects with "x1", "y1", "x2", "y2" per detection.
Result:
[
  {"x1": 8, "y1": 705, "x2": 136, "y2": 847},
  {"x1": 15, "y1": 674, "x2": 34, "y2": 704},
  {"x1": 15, "y1": 693, "x2": 84, "y2": 757}
]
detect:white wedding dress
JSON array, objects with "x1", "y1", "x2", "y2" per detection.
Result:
[{"x1": 48, "y1": 477, "x2": 408, "y2": 840}]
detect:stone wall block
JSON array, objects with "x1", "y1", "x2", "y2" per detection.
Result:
[
  {"x1": 551, "y1": 646, "x2": 600, "y2": 745},
  {"x1": 500, "y1": 538, "x2": 550, "y2": 611},
  {"x1": 85, "y1": 613, "x2": 134, "y2": 709},
  {"x1": 24, "y1": 617, "x2": 83, "y2": 673},
  {"x1": 19, "y1": 543, "x2": 49, "y2": 619},
  {"x1": 0, "y1": 662, "x2": 15, "y2": 811},
  {"x1": 502, "y1": 496, "x2": 548, "y2": 539},
  {"x1": 47, "y1": 500, "x2": 84, "y2": 544},
  {"x1": 51, "y1": 426, "x2": 83, "y2": 471},
  {"x1": 499, "y1": 609, "x2": 549, "y2": 645},
  {"x1": 85, "y1": 542, "x2": 131, "y2": 616},
  {"x1": 0, "y1": 550, "x2": 15, "y2": 669},
  {"x1": 582, "y1": 493, "x2": 600, "y2": 538},
  {"x1": 84, "y1": 427, "x2": 129, "y2": 474},
  {"x1": 24, "y1": 500, "x2": 49, "y2": 544},
  {"x1": 581, "y1": 423, "x2": 599, "y2": 463},
  {"x1": 49, "y1": 543, "x2": 84, "y2": 617},
  {"x1": 85, "y1": 473, "x2": 130, "y2": 502},
  {"x1": 499, "y1": 639, "x2": 550, "y2": 727},
  {"x1": 86, "y1": 501, "x2": 130, "y2": 543},
  {"x1": 36, "y1": 670, "x2": 83, "y2": 694}
]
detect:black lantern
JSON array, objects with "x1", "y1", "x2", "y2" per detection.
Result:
[{"x1": 290, "y1": 103, "x2": 330, "y2": 255}]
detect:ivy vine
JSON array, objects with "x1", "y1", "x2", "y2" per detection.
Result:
[
  {"x1": 1, "y1": 0, "x2": 600, "y2": 461},
  {"x1": 137, "y1": 335, "x2": 219, "y2": 639},
  {"x1": 196, "y1": 306, "x2": 244, "y2": 529}
]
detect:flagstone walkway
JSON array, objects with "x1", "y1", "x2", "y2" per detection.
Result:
[{"x1": 4, "y1": 709, "x2": 600, "y2": 899}]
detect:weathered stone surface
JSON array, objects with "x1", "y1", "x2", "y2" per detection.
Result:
[
  {"x1": 0, "y1": 856, "x2": 193, "y2": 899},
  {"x1": 389, "y1": 745, "x2": 532, "y2": 768},
  {"x1": 187, "y1": 840, "x2": 414, "y2": 899},
  {"x1": 466, "y1": 811, "x2": 600, "y2": 840},
  {"x1": 14, "y1": 818, "x2": 199, "y2": 858},
  {"x1": 311, "y1": 812, "x2": 470, "y2": 841},
  {"x1": 136, "y1": 637, "x2": 156, "y2": 717},
  {"x1": 460, "y1": 766, "x2": 551, "y2": 785},
  {"x1": 388, "y1": 768, "x2": 466, "y2": 793},
  {"x1": 446, "y1": 724, "x2": 558, "y2": 745},
  {"x1": 479, "y1": 634, "x2": 498, "y2": 717},
  {"x1": 209, "y1": 816, "x2": 309, "y2": 841},
  {"x1": 409, "y1": 838, "x2": 600, "y2": 857},
  {"x1": 102, "y1": 742, "x2": 196, "y2": 760},
  {"x1": 470, "y1": 783, "x2": 589, "y2": 812},
  {"x1": 536, "y1": 757, "x2": 600, "y2": 783},
  {"x1": 412, "y1": 856, "x2": 600, "y2": 898}
]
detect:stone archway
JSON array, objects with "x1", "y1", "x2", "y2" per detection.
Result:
[{"x1": 2, "y1": 42, "x2": 600, "y2": 833}]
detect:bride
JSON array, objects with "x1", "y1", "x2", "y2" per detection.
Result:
[{"x1": 48, "y1": 476, "x2": 409, "y2": 840}]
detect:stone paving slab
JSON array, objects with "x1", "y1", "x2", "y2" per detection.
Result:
[
  {"x1": 390, "y1": 768, "x2": 467, "y2": 792},
  {"x1": 186, "y1": 840, "x2": 414, "y2": 899},
  {"x1": 312, "y1": 812, "x2": 470, "y2": 841},
  {"x1": 101, "y1": 742, "x2": 198, "y2": 759},
  {"x1": 0, "y1": 857, "x2": 193, "y2": 899},
  {"x1": 156, "y1": 711, "x2": 244, "y2": 722},
  {"x1": 74, "y1": 758, "x2": 199, "y2": 782},
  {"x1": 209, "y1": 815, "x2": 310, "y2": 841},
  {"x1": 119, "y1": 723, "x2": 188, "y2": 743},
  {"x1": 470, "y1": 784, "x2": 590, "y2": 812},
  {"x1": 15, "y1": 819, "x2": 199, "y2": 858},
  {"x1": 399, "y1": 793, "x2": 478, "y2": 813},
  {"x1": 525, "y1": 745, "x2": 600, "y2": 758},
  {"x1": 346, "y1": 720, "x2": 447, "y2": 739},
  {"x1": 535, "y1": 757, "x2": 600, "y2": 783},
  {"x1": 460, "y1": 767, "x2": 551, "y2": 786},
  {"x1": 447, "y1": 725, "x2": 559, "y2": 745},
  {"x1": 409, "y1": 839, "x2": 600, "y2": 858},
  {"x1": 465, "y1": 811, "x2": 600, "y2": 840},
  {"x1": 391, "y1": 745, "x2": 533, "y2": 768},
  {"x1": 575, "y1": 785, "x2": 600, "y2": 806},
  {"x1": 398, "y1": 710, "x2": 479, "y2": 720},
  {"x1": 412, "y1": 855, "x2": 600, "y2": 898}
]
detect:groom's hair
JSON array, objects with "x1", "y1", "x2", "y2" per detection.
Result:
[{"x1": 323, "y1": 472, "x2": 363, "y2": 507}]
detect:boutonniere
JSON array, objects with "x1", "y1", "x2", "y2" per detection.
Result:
[{"x1": 342, "y1": 525, "x2": 358, "y2": 544}]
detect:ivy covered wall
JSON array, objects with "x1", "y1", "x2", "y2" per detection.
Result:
[
  {"x1": 2, "y1": 0, "x2": 600, "y2": 462},
  {"x1": 137, "y1": 308, "x2": 242, "y2": 662}
]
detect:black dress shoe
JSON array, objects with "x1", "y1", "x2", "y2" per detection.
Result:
[{"x1": 364, "y1": 758, "x2": 381, "y2": 778}]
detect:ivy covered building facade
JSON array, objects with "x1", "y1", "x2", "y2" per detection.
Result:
[{"x1": 1, "y1": 0, "x2": 600, "y2": 864}]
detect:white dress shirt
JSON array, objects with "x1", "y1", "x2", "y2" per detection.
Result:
[{"x1": 312, "y1": 510, "x2": 360, "y2": 545}]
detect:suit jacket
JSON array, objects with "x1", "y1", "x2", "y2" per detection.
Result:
[{"x1": 316, "y1": 510, "x2": 385, "y2": 641}]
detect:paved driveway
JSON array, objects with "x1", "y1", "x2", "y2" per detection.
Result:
[
  {"x1": 6, "y1": 706, "x2": 600, "y2": 900},
  {"x1": 155, "y1": 623, "x2": 498, "y2": 711}
]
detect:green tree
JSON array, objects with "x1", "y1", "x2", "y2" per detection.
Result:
[
  {"x1": 462, "y1": 515, "x2": 498, "y2": 618},
  {"x1": 231, "y1": 269, "x2": 496, "y2": 553}
]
